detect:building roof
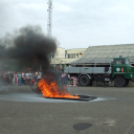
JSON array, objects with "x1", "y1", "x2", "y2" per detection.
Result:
[
  {"x1": 71, "y1": 44, "x2": 134, "y2": 65},
  {"x1": 66, "y1": 48, "x2": 87, "y2": 50}
]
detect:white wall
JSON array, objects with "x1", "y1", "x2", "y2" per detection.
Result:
[
  {"x1": 51, "y1": 47, "x2": 65, "y2": 64},
  {"x1": 54, "y1": 47, "x2": 65, "y2": 59},
  {"x1": 51, "y1": 47, "x2": 87, "y2": 64}
]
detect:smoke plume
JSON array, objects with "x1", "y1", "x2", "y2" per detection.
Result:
[{"x1": 0, "y1": 25, "x2": 57, "y2": 72}]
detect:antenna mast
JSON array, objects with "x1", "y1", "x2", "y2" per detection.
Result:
[{"x1": 47, "y1": 0, "x2": 52, "y2": 38}]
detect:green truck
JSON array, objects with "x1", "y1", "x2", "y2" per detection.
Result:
[{"x1": 64, "y1": 57, "x2": 134, "y2": 87}]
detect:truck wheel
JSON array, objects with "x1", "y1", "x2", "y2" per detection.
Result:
[
  {"x1": 114, "y1": 75, "x2": 126, "y2": 87},
  {"x1": 79, "y1": 75, "x2": 91, "y2": 86}
]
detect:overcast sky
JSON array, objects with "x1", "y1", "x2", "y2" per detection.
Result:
[{"x1": 0, "y1": 0, "x2": 134, "y2": 49}]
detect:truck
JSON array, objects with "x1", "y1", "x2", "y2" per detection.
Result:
[{"x1": 64, "y1": 57, "x2": 134, "y2": 87}]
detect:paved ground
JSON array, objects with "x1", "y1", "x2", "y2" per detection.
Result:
[{"x1": 0, "y1": 85, "x2": 134, "y2": 134}]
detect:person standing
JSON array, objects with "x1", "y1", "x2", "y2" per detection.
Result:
[
  {"x1": 5, "y1": 71, "x2": 10, "y2": 85},
  {"x1": 12, "y1": 71, "x2": 15, "y2": 85},
  {"x1": 21, "y1": 72, "x2": 24, "y2": 85},
  {"x1": 61, "y1": 72, "x2": 67, "y2": 85},
  {"x1": 10, "y1": 71, "x2": 14, "y2": 85},
  {"x1": 26, "y1": 72, "x2": 30, "y2": 85},
  {"x1": 37, "y1": 71, "x2": 42, "y2": 82},
  {"x1": 35, "y1": 71, "x2": 38, "y2": 83},
  {"x1": 0, "y1": 71, "x2": 2, "y2": 86},
  {"x1": 15, "y1": 72, "x2": 18, "y2": 85},
  {"x1": 23, "y1": 73, "x2": 27, "y2": 85},
  {"x1": 17, "y1": 72, "x2": 22, "y2": 86}
]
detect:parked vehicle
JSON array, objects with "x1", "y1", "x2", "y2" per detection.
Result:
[{"x1": 64, "y1": 57, "x2": 134, "y2": 87}]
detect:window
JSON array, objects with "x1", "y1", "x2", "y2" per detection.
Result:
[
  {"x1": 76, "y1": 54, "x2": 79, "y2": 58},
  {"x1": 116, "y1": 59, "x2": 124, "y2": 64},
  {"x1": 67, "y1": 53, "x2": 79, "y2": 59},
  {"x1": 126, "y1": 59, "x2": 130, "y2": 65}
]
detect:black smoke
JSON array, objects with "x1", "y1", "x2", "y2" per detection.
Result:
[{"x1": 0, "y1": 25, "x2": 57, "y2": 72}]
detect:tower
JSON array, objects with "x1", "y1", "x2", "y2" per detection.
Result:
[{"x1": 47, "y1": 0, "x2": 52, "y2": 37}]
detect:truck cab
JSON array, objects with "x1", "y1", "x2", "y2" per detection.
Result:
[{"x1": 112, "y1": 57, "x2": 134, "y2": 87}]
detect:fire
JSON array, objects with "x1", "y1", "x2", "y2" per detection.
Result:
[{"x1": 38, "y1": 78, "x2": 79, "y2": 99}]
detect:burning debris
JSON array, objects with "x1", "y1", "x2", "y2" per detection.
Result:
[
  {"x1": 38, "y1": 78, "x2": 79, "y2": 99},
  {"x1": 38, "y1": 76, "x2": 96, "y2": 101},
  {"x1": 38, "y1": 70, "x2": 79, "y2": 99},
  {"x1": 37, "y1": 70, "x2": 97, "y2": 101}
]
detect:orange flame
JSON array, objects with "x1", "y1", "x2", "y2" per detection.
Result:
[{"x1": 38, "y1": 78, "x2": 79, "y2": 99}]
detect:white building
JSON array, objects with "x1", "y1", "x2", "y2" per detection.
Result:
[{"x1": 50, "y1": 47, "x2": 87, "y2": 65}]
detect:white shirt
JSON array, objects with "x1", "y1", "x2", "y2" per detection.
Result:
[{"x1": 37, "y1": 72, "x2": 42, "y2": 79}]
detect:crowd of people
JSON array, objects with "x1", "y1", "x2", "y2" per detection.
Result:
[
  {"x1": 0, "y1": 68, "x2": 69, "y2": 86},
  {"x1": 0, "y1": 71, "x2": 42, "y2": 86}
]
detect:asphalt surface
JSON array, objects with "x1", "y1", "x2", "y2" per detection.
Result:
[{"x1": 0, "y1": 85, "x2": 134, "y2": 134}]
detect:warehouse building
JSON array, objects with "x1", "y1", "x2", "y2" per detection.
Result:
[{"x1": 71, "y1": 44, "x2": 134, "y2": 65}]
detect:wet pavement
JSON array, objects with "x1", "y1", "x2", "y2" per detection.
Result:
[{"x1": 0, "y1": 85, "x2": 134, "y2": 134}]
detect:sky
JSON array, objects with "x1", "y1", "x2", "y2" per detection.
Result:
[{"x1": 0, "y1": 0, "x2": 134, "y2": 49}]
